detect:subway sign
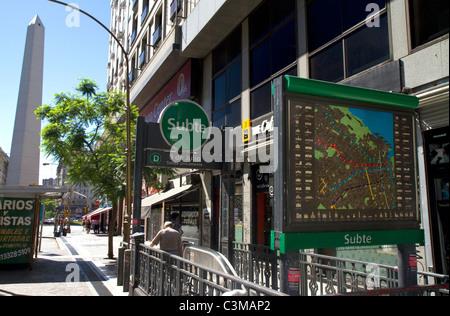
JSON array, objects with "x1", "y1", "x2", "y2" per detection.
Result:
[{"x1": 159, "y1": 100, "x2": 211, "y2": 151}]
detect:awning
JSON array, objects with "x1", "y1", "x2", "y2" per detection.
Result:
[
  {"x1": 0, "y1": 185, "x2": 69, "y2": 199},
  {"x1": 83, "y1": 207, "x2": 112, "y2": 220},
  {"x1": 141, "y1": 185, "x2": 193, "y2": 219}
]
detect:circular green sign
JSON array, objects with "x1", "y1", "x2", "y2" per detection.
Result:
[
  {"x1": 159, "y1": 100, "x2": 211, "y2": 151},
  {"x1": 150, "y1": 153, "x2": 162, "y2": 165}
]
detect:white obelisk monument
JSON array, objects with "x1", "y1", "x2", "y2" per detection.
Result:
[{"x1": 6, "y1": 15, "x2": 45, "y2": 186}]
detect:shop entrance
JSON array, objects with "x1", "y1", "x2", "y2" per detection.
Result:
[
  {"x1": 424, "y1": 127, "x2": 449, "y2": 275},
  {"x1": 253, "y1": 166, "x2": 274, "y2": 247}
]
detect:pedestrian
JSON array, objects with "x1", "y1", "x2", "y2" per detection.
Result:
[
  {"x1": 86, "y1": 220, "x2": 91, "y2": 234},
  {"x1": 150, "y1": 221, "x2": 183, "y2": 257},
  {"x1": 171, "y1": 213, "x2": 183, "y2": 235}
]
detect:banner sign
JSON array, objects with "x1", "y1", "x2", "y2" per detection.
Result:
[{"x1": 0, "y1": 198, "x2": 35, "y2": 265}]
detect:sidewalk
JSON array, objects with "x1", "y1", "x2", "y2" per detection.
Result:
[{"x1": 0, "y1": 225, "x2": 127, "y2": 296}]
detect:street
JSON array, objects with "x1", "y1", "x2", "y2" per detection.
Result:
[{"x1": 0, "y1": 224, "x2": 126, "y2": 296}]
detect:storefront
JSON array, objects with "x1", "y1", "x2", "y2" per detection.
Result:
[
  {"x1": 416, "y1": 84, "x2": 449, "y2": 275},
  {"x1": 140, "y1": 176, "x2": 202, "y2": 245}
]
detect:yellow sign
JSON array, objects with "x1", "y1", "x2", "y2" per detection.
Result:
[{"x1": 242, "y1": 119, "x2": 251, "y2": 143}]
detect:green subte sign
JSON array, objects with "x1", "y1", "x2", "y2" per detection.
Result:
[{"x1": 159, "y1": 100, "x2": 211, "y2": 151}]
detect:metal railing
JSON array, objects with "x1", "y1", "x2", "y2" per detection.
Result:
[
  {"x1": 232, "y1": 243, "x2": 449, "y2": 296},
  {"x1": 332, "y1": 284, "x2": 449, "y2": 296},
  {"x1": 298, "y1": 251, "x2": 399, "y2": 296},
  {"x1": 130, "y1": 235, "x2": 287, "y2": 296},
  {"x1": 233, "y1": 242, "x2": 279, "y2": 290}
]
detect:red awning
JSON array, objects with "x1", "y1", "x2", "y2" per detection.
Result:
[{"x1": 83, "y1": 207, "x2": 112, "y2": 220}]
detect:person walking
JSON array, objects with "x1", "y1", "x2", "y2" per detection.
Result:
[
  {"x1": 171, "y1": 213, "x2": 183, "y2": 235},
  {"x1": 150, "y1": 221, "x2": 183, "y2": 257},
  {"x1": 86, "y1": 220, "x2": 91, "y2": 234}
]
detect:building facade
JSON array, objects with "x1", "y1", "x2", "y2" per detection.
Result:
[
  {"x1": 108, "y1": 0, "x2": 449, "y2": 275},
  {"x1": 0, "y1": 148, "x2": 9, "y2": 186}
]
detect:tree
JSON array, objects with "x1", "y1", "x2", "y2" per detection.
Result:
[
  {"x1": 36, "y1": 79, "x2": 156, "y2": 258},
  {"x1": 42, "y1": 199, "x2": 57, "y2": 218}
]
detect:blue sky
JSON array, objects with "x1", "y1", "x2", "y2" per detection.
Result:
[{"x1": 0, "y1": 0, "x2": 111, "y2": 182}]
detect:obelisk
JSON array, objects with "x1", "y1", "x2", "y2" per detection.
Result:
[{"x1": 6, "y1": 15, "x2": 45, "y2": 186}]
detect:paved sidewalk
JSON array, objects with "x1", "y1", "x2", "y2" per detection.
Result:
[{"x1": 0, "y1": 225, "x2": 127, "y2": 296}]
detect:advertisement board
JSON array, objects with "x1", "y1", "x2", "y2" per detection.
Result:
[{"x1": 0, "y1": 198, "x2": 35, "y2": 265}]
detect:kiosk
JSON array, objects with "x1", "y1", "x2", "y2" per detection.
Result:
[{"x1": 0, "y1": 186, "x2": 68, "y2": 269}]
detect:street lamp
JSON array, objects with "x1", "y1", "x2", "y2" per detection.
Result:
[{"x1": 48, "y1": 0, "x2": 133, "y2": 244}]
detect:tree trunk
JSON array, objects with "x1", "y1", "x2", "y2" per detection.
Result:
[{"x1": 108, "y1": 202, "x2": 118, "y2": 259}]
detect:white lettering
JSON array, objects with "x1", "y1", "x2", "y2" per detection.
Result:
[{"x1": 344, "y1": 233, "x2": 373, "y2": 245}]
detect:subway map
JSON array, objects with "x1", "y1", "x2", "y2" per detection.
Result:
[
  {"x1": 315, "y1": 105, "x2": 396, "y2": 211},
  {"x1": 288, "y1": 101, "x2": 417, "y2": 226}
]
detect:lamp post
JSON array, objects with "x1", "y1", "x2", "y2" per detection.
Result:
[{"x1": 48, "y1": 0, "x2": 133, "y2": 244}]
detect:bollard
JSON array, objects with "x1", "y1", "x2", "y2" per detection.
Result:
[
  {"x1": 117, "y1": 246, "x2": 126, "y2": 286},
  {"x1": 123, "y1": 249, "x2": 131, "y2": 293}
]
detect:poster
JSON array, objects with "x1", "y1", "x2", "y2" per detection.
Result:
[{"x1": 0, "y1": 198, "x2": 35, "y2": 265}]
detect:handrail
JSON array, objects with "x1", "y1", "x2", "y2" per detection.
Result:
[{"x1": 136, "y1": 244, "x2": 288, "y2": 296}]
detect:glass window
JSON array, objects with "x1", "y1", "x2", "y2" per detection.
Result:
[
  {"x1": 308, "y1": 0, "x2": 390, "y2": 81},
  {"x1": 251, "y1": 39, "x2": 271, "y2": 87},
  {"x1": 345, "y1": 14, "x2": 390, "y2": 77},
  {"x1": 213, "y1": 108, "x2": 226, "y2": 129},
  {"x1": 271, "y1": 18, "x2": 297, "y2": 75},
  {"x1": 213, "y1": 74, "x2": 226, "y2": 111},
  {"x1": 227, "y1": 99, "x2": 242, "y2": 128},
  {"x1": 310, "y1": 41, "x2": 344, "y2": 82},
  {"x1": 251, "y1": 82, "x2": 272, "y2": 120},
  {"x1": 308, "y1": 0, "x2": 342, "y2": 51},
  {"x1": 250, "y1": 0, "x2": 297, "y2": 88},
  {"x1": 249, "y1": 0, "x2": 271, "y2": 45},
  {"x1": 212, "y1": 27, "x2": 242, "y2": 128},
  {"x1": 342, "y1": 0, "x2": 386, "y2": 32},
  {"x1": 228, "y1": 60, "x2": 242, "y2": 101},
  {"x1": 409, "y1": 0, "x2": 449, "y2": 49}
]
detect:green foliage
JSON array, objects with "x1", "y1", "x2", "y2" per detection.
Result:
[{"x1": 36, "y1": 79, "x2": 138, "y2": 202}]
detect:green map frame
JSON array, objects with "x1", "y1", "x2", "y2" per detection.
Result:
[{"x1": 273, "y1": 76, "x2": 421, "y2": 236}]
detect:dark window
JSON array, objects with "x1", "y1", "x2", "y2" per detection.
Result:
[
  {"x1": 213, "y1": 108, "x2": 226, "y2": 129},
  {"x1": 251, "y1": 82, "x2": 272, "y2": 120},
  {"x1": 227, "y1": 99, "x2": 242, "y2": 128},
  {"x1": 409, "y1": 0, "x2": 449, "y2": 49},
  {"x1": 250, "y1": 0, "x2": 297, "y2": 87},
  {"x1": 251, "y1": 40, "x2": 271, "y2": 87},
  {"x1": 308, "y1": 0, "x2": 390, "y2": 82},
  {"x1": 213, "y1": 74, "x2": 226, "y2": 111},
  {"x1": 250, "y1": 67, "x2": 297, "y2": 120},
  {"x1": 345, "y1": 14, "x2": 390, "y2": 77},
  {"x1": 309, "y1": 41, "x2": 344, "y2": 82},
  {"x1": 212, "y1": 27, "x2": 242, "y2": 128},
  {"x1": 308, "y1": 0, "x2": 342, "y2": 52},
  {"x1": 342, "y1": 0, "x2": 386, "y2": 32}
]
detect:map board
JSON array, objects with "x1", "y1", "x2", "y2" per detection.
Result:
[{"x1": 272, "y1": 76, "x2": 422, "y2": 245}]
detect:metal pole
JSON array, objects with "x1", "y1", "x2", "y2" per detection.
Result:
[
  {"x1": 397, "y1": 244, "x2": 418, "y2": 288},
  {"x1": 48, "y1": 0, "x2": 133, "y2": 244}
]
